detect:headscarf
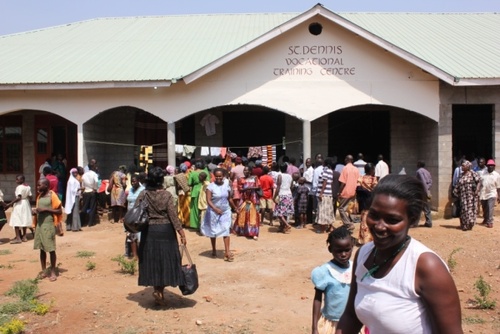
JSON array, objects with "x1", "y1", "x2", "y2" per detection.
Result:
[
  {"x1": 462, "y1": 160, "x2": 472, "y2": 169},
  {"x1": 65, "y1": 167, "x2": 81, "y2": 214},
  {"x1": 184, "y1": 161, "x2": 191, "y2": 169},
  {"x1": 166, "y1": 165, "x2": 175, "y2": 175},
  {"x1": 179, "y1": 163, "x2": 188, "y2": 173}
]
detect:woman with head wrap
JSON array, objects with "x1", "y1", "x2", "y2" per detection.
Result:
[
  {"x1": 453, "y1": 160, "x2": 482, "y2": 231},
  {"x1": 174, "y1": 162, "x2": 191, "y2": 227},
  {"x1": 163, "y1": 166, "x2": 178, "y2": 206},
  {"x1": 64, "y1": 168, "x2": 82, "y2": 231}
]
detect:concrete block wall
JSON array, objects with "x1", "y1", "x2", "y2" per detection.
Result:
[
  {"x1": 0, "y1": 111, "x2": 36, "y2": 201},
  {"x1": 390, "y1": 110, "x2": 420, "y2": 176},
  {"x1": 83, "y1": 110, "x2": 136, "y2": 178},
  {"x1": 438, "y1": 104, "x2": 453, "y2": 215}
]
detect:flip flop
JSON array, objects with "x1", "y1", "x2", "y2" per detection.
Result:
[
  {"x1": 49, "y1": 275, "x2": 57, "y2": 282},
  {"x1": 10, "y1": 240, "x2": 22, "y2": 244},
  {"x1": 224, "y1": 253, "x2": 235, "y2": 262},
  {"x1": 152, "y1": 291, "x2": 167, "y2": 306}
]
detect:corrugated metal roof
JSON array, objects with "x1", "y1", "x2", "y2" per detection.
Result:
[
  {"x1": 0, "y1": 7, "x2": 498, "y2": 86},
  {"x1": 0, "y1": 13, "x2": 297, "y2": 84},
  {"x1": 338, "y1": 12, "x2": 500, "y2": 80}
]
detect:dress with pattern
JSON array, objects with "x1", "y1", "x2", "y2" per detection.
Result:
[
  {"x1": 453, "y1": 170, "x2": 481, "y2": 230},
  {"x1": 233, "y1": 176, "x2": 260, "y2": 237}
]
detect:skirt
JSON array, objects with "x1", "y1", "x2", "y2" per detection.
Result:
[{"x1": 138, "y1": 223, "x2": 184, "y2": 287}]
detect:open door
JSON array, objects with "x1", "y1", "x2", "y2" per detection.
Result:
[{"x1": 34, "y1": 115, "x2": 77, "y2": 182}]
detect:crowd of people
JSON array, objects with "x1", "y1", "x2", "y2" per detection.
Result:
[{"x1": 0, "y1": 149, "x2": 496, "y2": 327}]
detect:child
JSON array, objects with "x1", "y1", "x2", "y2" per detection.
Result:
[
  {"x1": 295, "y1": 177, "x2": 309, "y2": 228},
  {"x1": 8, "y1": 175, "x2": 32, "y2": 244},
  {"x1": 33, "y1": 178, "x2": 62, "y2": 281},
  {"x1": 197, "y1": 172, "x2": 210, "y2": 224},
  {"x1": 311, "y1": 226, "x2": 354, "y2": 334}
]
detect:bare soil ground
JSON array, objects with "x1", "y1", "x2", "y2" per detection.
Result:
[{"x1": 0, "y1": 212, "x2": 499, "y2": 334}]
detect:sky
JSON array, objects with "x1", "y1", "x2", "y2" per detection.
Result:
[{"x1": 1, "y1": 0, "x2": 499, "y2": 35}]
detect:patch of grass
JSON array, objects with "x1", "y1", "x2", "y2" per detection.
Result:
[
  {"x1": 86, "y1": 261, "x2": 96, "y2": 271},
  {"x1": 76, "y1": 250, "x2": 96, "y2": 258},
  {"x1": 474, "y1": 275, "x2": 496, "y2": 309},
  {"x1": 0, "y1": 263, "x2": 14, "y2": 269},
  {"x1": 447, "y1": 247, "x2": 462, "y2": 272},
  {"x1": 0, "y1": 249, "x2": 12, "y2": 255},
  {"x1": 0, "y1": 318, "x2": 25, "y2": 334},
  {"x1": 5, "y1": 279, "x2": 39, "y2": 302},
  {"x1": 464, "y1": 316, "x2": 486, "y2": 324},
  {"x1": 0, "y1": 279, "x2": 51, "y2": 333},
  {"x1": 111, "y1": 255, "x2": 137, "y2": 275}
]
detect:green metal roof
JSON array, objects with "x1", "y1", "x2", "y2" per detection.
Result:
[
  {"x1": 338, "y1": 12, "x2": 500, "y2": 81},
  {"x1": 0, "y1": 5, "x2": 498, "y2": 87},
  {"x1": 0, "y1": 13, "x2": 297, "y2": 85}
]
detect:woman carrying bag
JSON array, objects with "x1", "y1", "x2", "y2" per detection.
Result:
[{"x1": 136, "y1": 166, "x2": 187, "y2": 306}]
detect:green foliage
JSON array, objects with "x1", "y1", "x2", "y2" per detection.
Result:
[
  {"x1": 86, "y1": 261, "x2": 96, "y2": 271},
  {"x1": 0, "y1": 279, "x2": 51, "y2": 333},
  {"x1": 463, "y1": 316, "x2": 486, "y2": 324},
  {"x1": 474, "y1": 276, "x2": 496, "y2": 309},
  {"x1": 76, "y1": 250, "x2": 96, "y2": 258},
  {"x1": 111, "y1": 255, "x2": 137, "y2": 275},
  {"x1": 30, "y1": 300, "x2": 51, "y2": 315},
  {"x1": 5, "y1": 279, "x2": 38, "y2": 302},
  {"x1": 0, "y1": 264, "x2": 14, "y2": 269},
  {"x1": 0, "y1": 249, "x2": 12, "y2": 255},
  {"x1": 447, "y1": 247, "x2": 462, "y2": 272},
  {"x1": 0, "y1": 318, "x2": 25, "y2": 334}
]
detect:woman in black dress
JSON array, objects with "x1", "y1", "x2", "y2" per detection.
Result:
[{"x1": 137, "y1": 166, "x2": 187, "y2": 306}]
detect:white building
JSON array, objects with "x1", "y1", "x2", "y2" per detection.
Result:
[{"x1": 0, "y1": 4, "x2": 499, "y2": 215}]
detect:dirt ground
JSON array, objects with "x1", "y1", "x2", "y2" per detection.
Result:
[{"x1": 0, "y1": 210, "x2": 499, "y2": 334}]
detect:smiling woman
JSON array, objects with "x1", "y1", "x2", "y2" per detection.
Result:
[{"x1": 336, "y1": 175, "x2": 464, "y2": 334}]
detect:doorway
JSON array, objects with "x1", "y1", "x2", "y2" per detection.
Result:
[
  {"x1": 34, "y1": 115, "x2": 77, "y2": 181},
  {"x1": 452, "y1": 104, "x2": 493, "y2": 166}
]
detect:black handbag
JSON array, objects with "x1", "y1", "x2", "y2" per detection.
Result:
[
  {"x1": 179, "y1": 244, "x2": 199, "y2": 296},
  {"x1": 123, "y1": 194, "x2": 149, "y2": 233}
]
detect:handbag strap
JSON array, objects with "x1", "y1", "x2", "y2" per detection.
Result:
[{"x1": 180, "y1": 244, "x2": 194, "y2": 265}]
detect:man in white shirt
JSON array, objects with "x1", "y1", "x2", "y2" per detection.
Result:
[
  {"x1": 375, "y1": 154, "x2": 389, "y2": 180},
  {"x1": 302, "y1": 158, "x2": 314, "y2": 224},
  {"x1": 479, "y1": 159, "x2": 500, "y2": 228},
  {"x1": 353, "y1": 153, "x2": 367, "y2": 176},
  {"x1": 81, "y1": 165, "x2": 99, "y2": 227}
]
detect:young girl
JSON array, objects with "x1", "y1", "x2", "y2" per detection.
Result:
[
  {"x1": 295, "y1": 177, "x2": 309, "y2": 228},
  {"x1": 8, "y1": 175, "x2": 32, "y2": 244},
  {"x1": 311, "y1": 225, "x2": 353, "y2": 334}
]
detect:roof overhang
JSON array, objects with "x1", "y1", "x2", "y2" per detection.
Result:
[
  {"x1": 0, "y1": 80, "x2": 172, "y2": 91},
  {"x1": 183, "y1": 4, "x2": 498, "y2": 87}
]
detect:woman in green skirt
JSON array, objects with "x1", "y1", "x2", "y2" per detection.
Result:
[{"x1": 33, "y1": 178, "x2": 62, "y2": 282}]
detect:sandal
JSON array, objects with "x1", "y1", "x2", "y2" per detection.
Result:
[
  {"x1": 22, "y1": 237, "x2": 28, "y2": 242},
  {"x1": 49, "y1": 275, "x2": 57, "y2": 282},
  {"x1": 211, "y1": 251, "x2": 217, "y2": 258},
  {"x1": 153, "y1": 291, "x2": 167, "y2": 306},
  {"x1": 283, "y1": 225, "x2": 292, "y2": 234},
  {"x1": 10, "y1": 239, "x2": 22, "y2": 244},
  {"x1": 224, "y1": 253, "x2": 235, "y2": 262}
]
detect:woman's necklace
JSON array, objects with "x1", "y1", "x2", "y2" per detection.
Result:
[{"x1": 361, "y1": 236, "x2": 410, "y2": 282}]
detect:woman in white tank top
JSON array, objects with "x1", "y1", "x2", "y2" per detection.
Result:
[{"x1": 336, "y1": 175, "x2": 463, "y2": 334}]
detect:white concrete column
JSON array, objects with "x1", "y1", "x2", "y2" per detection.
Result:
[
  {"x1": 302, "y1": 120, "x2": 311, "y2": 162},
  {"x1": 167, "y1": 122, "x2": 176, "y2": 167},
  {"x1": 77, "y1": 122, "x2": 85, "y2": 167}
]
